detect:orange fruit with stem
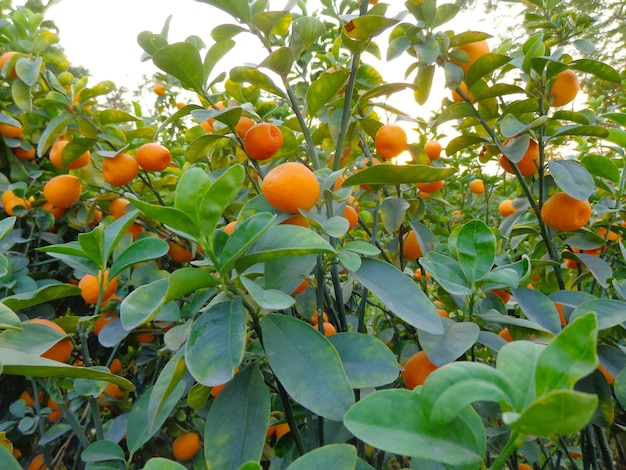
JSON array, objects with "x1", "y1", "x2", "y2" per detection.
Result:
[
  {"x1": 3, "y1": 194, "x2": 29, "y2": 217},
  {"x1": 102, "y1": 153, "x2": 139, "y2": 186},
  {"x1": 2, "y1": 189, "x2": 16, "y2": 207},
  {"x1": 108, "y1": 197, "x2": 131, "y2": 219},
  {"x1": 424, "y1": 140, "x2": 442, "y2": 160},
  {"x1": 223, "y1": 221, "x2": 237, "y2": 234},
  {"x1": 135, "y1": 142, "x2": 171, "y2": 172},
  {"x1": 235, "y1": 116, "x2": 255, "y2": 138},
  {"x1": 498, "y1": 199, "x2": 517, "y2": 217},
  {"x1": 451, "y1": 81, "x2": 473, "y2": 103},
  {"x1": 375, "y1": 124, "x2": 407, "y2": 160},
  {"x1": 262, "y1": 162, "x2": 320, "y2": 214},
  {"x1": 28, "y1": 318, "x2": 72, "y2": 363},
  {"x1": 498, "y1": 138, "x2": 540, "y2": 176},
  {"x1": 541, "y1": 192, "x2": 591, "y2": 232},
  {"x1": 450, "y1": 39, "x2": 489, "y2": 73},
  {"x1": 109, "y1": 358, "x2": 122, "y2": 374},
  {"x1": 469, "y1": 179, "x2": 485, "y2": 194},
  {"x1": 79, "y1": 270, "x2": 118, "y2": 305},
  {"x1": 49, "y1": 140, "x2": 91, "y2": 169},
  {"x1": 43, "y1": 174, "x2": 82, "y2": 208},
  {"x1": 243, "y1": 122, "x2": 284, "y2": 160},
  {"x1": 403, "y1": 350, "x2": 438, "y2": 389},
  {"x1": 549, "y1": 69, "x2": 580, "y2": 107},
  {"x1": 98, "y1": 382, "x2": 123, "y2": 406},
  {"x1": 320, "y1": 322, "x2": 337, "y2": 336},
  {"x1": 172, "y1": 432, "x2": 202, "y2": 461}
]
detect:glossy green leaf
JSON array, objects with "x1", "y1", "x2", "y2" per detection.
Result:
[
  {"x1": 0, "y1": 216, "x2": 16, "y2": 241},
  {"x1": 289, "y1": 16, "x2": 326, "y2": 56},
  {"x1": 352, "y1": 258, "x2": 444, "y2": 334},
  {"x1": 474, "y1": 83, "x2": 526, "y2": 100},
  {"x1": 11, "y1": 79, "x2": 31, "y2": 111},
  {"x1": 419, "y1": 252, "x2": 472, "y2": 296},
  {"x1": 240, "y1": 276, "x2": 295, "y2": 310},
  {"x1": 0, "y1": 444, "x2": 21, "y2": 469},
  {"x1": 445, "y1": 135, "x2": 489, "y2": 156},
  {"x1": 581, "y1": 154, "x2": 620, "y2": 183},
  {"x1": 479, "y1": 309, "x2": 552, "y2": 334},
  {"x1": 175, "y1": 167, "x2": 211, "y2": 218},
  {"x1": 109, "y1": 238, "x2": 169, "y2": 279},
  {"x1": 307, "y1": 70, "x2": 349, "y2": 116},
  {"x1": 430, "y1": 102, "x2": 475, "y2": 127},
  {"x1": 535, "y1": 312, "x2": 597, "y2": 396},
  {"x1": 148, "y1": 350, "x2": 186, "y2": 431},
  {"x1": 153, "y1": 42, "x2": 205, "y2": 93},
  {"x1": 204, "y1": 39, "x2": 236, "y2": 81},
  {"x1": 126, "y1": 382, "x2": 186, "y2": 453},
  {"x1": 98, "y1": 110, "x2": 139, "y2": 125},
  {"x1": 512, "y1": 287, "x2": 561, "y2": 335},
  {"x1": 164, "y1": 268, "x2": 217, "y2": 302},
  {"x1": 58, "y1": 137, "x2": 96, "y2": 168},
  {"x1": 103, "y1": 210, "x2": 141, "y2": 264},
  {"x1": 185, "y1": 298, "x2": 245, "y2": 386},
  {"x1": 343, "y1": 164, "x2": 456, "y2": 187},
  {"x1": 380, "y1": 197, "x2": 410, "y2": 234},
  {"x1": 137, "y1": 31, "x2": 168, "y2": 56},
  {"x1": 419, "y1": 318, "x2": 480, "y2": 367},
  {"x1": 0, "y1": 303, "x2": 21, "y2": 330},
  {"x1": 15, "y1": 56, "x2": 41, "y2": 86},
  {"x1": 78, "y1": 225, "x2": 105, "y2": 268},
  {"x1": 1, "y1": 284, "x2": 81, "y2": 312},
  {"x1": 550, "y1": 125, "x2": 608, "y2": 139},
  {"x1": 260, "y1": 47, "x2": 293, "y2": 77},
  {"x1": 569, "y1": 299, "x2": 626, "y2": 331},
  {"x1": 143, "y1": 458, "x2": 187, "y2": 470},
  {"x1": 414, "y1": 64, "x2": 435, "y2": 105},
  {"x1": 499, "y1": 134, "x2": 530, "y2": 162},
  {"x1": 465, "y1": 53, "x2": 511, "y2": 89},
  {"x1": 219, "y1": 212, "x2": 275, "y2": 275},
  {"x1": 195, "y1": 0, "x2": 251, "y2": 23},
  {"x1": 127, "y1": 197, "x2": 199, "y2": 240},
  {"x1": 570, "y1": 59, "x2": 620, "y2": 83},
  {"x1": 81, "y1": 440, "x2": 125, "y2": 462},
  {"x1": 328, "y1": 333, "x2": 399, "y2": 389},
  {"x1": 120, "y1": 278, "x2": 169, "y2": 330},
  {"x1": 236, "y1": 225, "x2": 335, "y2": 272},
  {"x1": 253, "y1": 11, "x2": 291, "y2": 38},
  {"x1": 455, "y1": 220, "x2": 495, "y2": 283},
  {"x1": 344, "y1": 389, "x2": 484, "y2": 466},
  {"x1": 549, "y1": 160, "x2": 595, "y2": 200},
  {"x1": 287, "y1": 444, "x2": 357, "y2": 470},
  {"x1": 229, "y1": 66, "x2": 287, "y2": 99},
  {"x1": 497, "y1": 340, "x2": 544, "y2": 411},
  {"x1": 261, "y1": 314, "x2": 354, "y2": 421},
  {"x1": 198, "y1": 164, "x2": 245, "y2": 239},
  {"x1": 421, "y1": 361, "x2": 515, "y2": 425},
  {"x1": 505, "y1": 389, "x2": 597, "y2": 435},
  {"x1": 204, "y1": 364, "x2": 270, "y2": 469}
]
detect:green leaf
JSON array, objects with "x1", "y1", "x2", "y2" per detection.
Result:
[
  {"x1": 98, "y1": 110, "x2": 139, "y2": 125},
  {"x1": 229, "y1": 66, "x2": 287, "y2": 99},
  {"x1": 103, "y1": 210, "x2": 141, "y2": 264},
  {"x1": 497, "y1": 340, "x2": 544, "y2": 411},
  {"x1": 127, "y1": 197, "x2": 199, "y2": 240},
  {"x1": 419, "y1": 318, "x2": 480, "y2": 367},
  {"x1": 549, "y1": 125, "x2": 608, "y2": 139},
  {"x1": 455, "y1": 220, "x2": 496, "y2": 283},
  {"x1": 289, "y1": 16, "x2": 326, "y2": 57},
  {"x1": 307, "y1": 70, "x2": 349, "y2": 116},
  {"x1": 120, "y1": 278, "x2": 169, "y2": 330},
  {"x1": 195, "y1": 0, "x2": 251, "y2": 23},
  {"x1": 16, "y1": 57, "x2": 42, "y2": 87},
  {"x1": 153, "y1": 42, "x2": 205, "y2": 93},
  {"x1": 414, "y1": 64, "x2": 435, "y2": 105},
  {"x1": 0, "y1": 303, "x2": 21, "y2": 330},
  {"x1": 287, "y1": 444, "x2": 358, "y2": 470},
  {"x1": 204, "y1": 364, "x2": 270, "y2": 469},
  {"x1": 465, "y1": 53, "x2": 511, "y2": 89},
  {"x1": 185, "y1": 298, "x2": 246, "y2": 386},
  {"x1": 240, "y1": 276, "x2": 295, "y2": 310},
  {"x1": 344, "y1": 389, "x2": 485, "y2": 466},
  {"x1": 479, "y1": 309, "x2": 552, "y2": 334},
  {"x1": 2, "y1": 284, "x2": 81, "y2": 312},
  {"x1": 352, "y1": 258, "x2": 443, "y2": 334},
  {"x1": 0, "y1": 348, "x2": 133, "y2": 390},
  {"x1": 137, "y1": 31, "x2": 168, "y2": 56},
  {"x1": 204, "y1": 39, "x2": 236, "y2": 81},
  {"x1": 164, "y1": 268, "x2": 217, "y2": 302},
  {"x1": 11, "y1": 79, "x2": 31, "y2": 111},
  {"x1": 569, "y1": 299, "x2": 626, "y2": 331},
  {"x1": 343, "y1": 164, "x2": 456, "y2": 187},
  {"x1": 421, "y1": 362, "x2": 515, "y2": 425},
  {"x1": 143, "y1": 458, "x2": 187, "y2": 470},
  {"x1": 429, "y1": 102, "x2": 475, "y2": 127},
  {"x1": 328, "y1": 333, "x2": 399, "y2": 389},
  {"x1": 126, "y1": 382, "x2": 186, "y2": 453},
  {"x1": 445, "y1": 135, "x2": 489, "y2": 156},
  {"x1": 419, "y1": 252, "x2": 472, "y2": 296},
  {"x1": 81, "y1": 440, "x2": 125, "y2": 462},
  {"x1": 185, "y1": 132, "x2": 237, "y2": 162},
  {"x1": 236, "y1": 225, "x2": 335, "y2": 272},
  {"x1": 0, "y1": 441, "x2": 25, "y2": 469},
  {"x1": 261, "y1": 314, "x2": 354, "y2": 421},
  {"x1": 198, "y1": 164, "x2": 245, "y2": 239},
  {"x1": 175, "y1": 167, "x2": 211, "y2": 218},
  {"x1": 570, "y1": 59, "x2": 621, "y2": 83},
  {"x1": 548, "y1": 160, "x2": 595, "y2": 200},
  {"x1": 260, "y1": 47, "x2": 294, "y2": 77},
  {"x1": 0, "y1": 216, "x2": 16, "y2": 241},
  {"x1": 78, "y1": 225, "x2": 105, "y2": 268},
  {"x1": 148, "y1": 350, "x2": 186, "y2": 431},
  {"x1": 505, "y1": 389, "x2": 598, "y2": 436},
  {"x1": 252, "y1": 11, "x2": 291, "y2": 38},
  {"x1": 109, "y1": 238, "x2": 169, "y2": 279},
  {"x1": 512, "y1": 287, "x2": 561, "y2": 336},
  {"x1": 380, "y1": 197, "x2": 410, "y2": 234},
  {"x1": 474, "y1": 83, "x2": 526, "y2": 100},
  {"x1": 535, "y1": 312, "x2": 598, "y2": 396},
  {"x1": 581, "y1": 155, "x2": 620, "y2": 183}
]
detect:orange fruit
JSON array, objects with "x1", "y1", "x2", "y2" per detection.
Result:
[
  {"x1": 200, "y1": 120, "x2": 214, "y2": 133},
  {"x1": 94, "y1": 312, "x2": 118, "y2": 335},
  {"x1": 555, "y1": 302, "x2": 567, "y2": 326},
  {"x1": 343, "y1": 204, "x2": 359, "y2": 230},
  {"x1": 243, "y1": 122, "x2": 284, "y2": 160},
  {"x1": 98, "y1": 382, "x2": 123, "y2": 406},
  {"x1": 3, "y1": 195, "x2": 29, "y2": 217},
  {"x1": 451, "y1": 81, "x2": 472, "y2": 103},
  {"x1": 172, "y1": 432, "x2": 202, "y2": 461},
  {"x1": 310, "y1": 311, "x2": 329, "y2": 325},
  {"x1": 403, "y1": 350, "x2": 438, "y2": 390},
  {"x1": 436, "y1": 308, "x2": 449, "y2": 318},
  {"x1": 599, "y1": 365, "x2": 615, "y2": 385},
  {"x1": 282, "y1": 214, "x2": 310, "y2": 227},
  {"x1": 109, "y1": 358, "x2": 122, "y2": 374},
  {"x1": 210, "y1": 368, "x2": 240, "y2": 398},
  {"x1": 135, "y1": 326, "x2": 155, "y2": 344},
  {"x1": 275, "y1": 422, "x2": 290, "y2": 440},
  {"x1": 126, "y1": 223, "x2": 145, "y2": 240},
  {"x1": 223, "y1": 221, "x2": 237, "y2": 234},
  {"x1": 102, "y1": 153, "x2": 139, "y2": 186},
  {"x1": 1, "y1": 189, "x2": 16, "y2": 207},
  {"x1": 292, "y1": 279, "x2": 309, "y2": 295},
  {"x1": 320, "y1": 322, "x2": 337, "y2": 336},
  {"x1": 417, "y1": 180, "x2": 444, "y2": 194},
  {"x1": 469, "y1": 179, "x2": 485, "y2": 194},
  {"x1": 20, "y1": 390, "x2": 44, "y2": 408},
  {"x1": 597, "y1": 226, "x2": 619, "y2": 241},
  {"x1": 168, "y1": 239, "x2": 194, "y2": 263},
  {"x1": 374, "y1": 124, "x2": 407, "y2": 160},
  {"x1": 491, "y1": 289, "x2": 511, "y2": 303},
  {"x1": 403, "y1": 230, "x2": 423, "y2": 260},
  {"x1": 29, "y1": 318, "x2": 72, "y2": 363},
  {"x1": 424, "y1": 140, "x2": 442, "y2": 160},
  {"x1": 0, "y1": 122, "x2": 24, "y2": 138},
  {"x1": 235, "y1": 116, "x2": 255, "y2": 138},
  {"x1": 153, "y1": 83, "x2": 166, "y2": 96},
  {"x1": 49, "y1": 140, "x2": 90, "y2": 169},
  {"x1": 27, "y1": 453, "x2": 48, "y2": 470},
  {"x1": 414, "y1": 269, "x2": 431, "y2": 282},
  {"x1": 450, "y1": 39, "x2": 489, "y2": 73},
  {"x1": 13, "y1": 145, "x2": 36, "y2": 160},
  {"x1": 518, "y1": 464, "x2": 533, "y2": 470},
  {"x1": 41, "y1": 201, "x2": 66, "y2": 219},
  {"x1": 108, "y1": 197, "x2": 131, "y2": 219},
  {"x1": 549, "y1": 69, "x2": 579, "y2": 107},
  {"x1": 498, "y1": 199, "x2": 517, "y2": 217},
  {"x1": 46, "y1": 398, "x2": 62, "y2": 422},
  {"x1": 498, "y1": 328, "x2": 513, "y2": 342},
  {"x1": 498, "y1": 138, "x2": 540, "y2": 176},
  {"x1": 0, "y1": 51, "x2": 18, "y2": 78},
  {"x1": 135, "y1": 142, "x2": 171, "y2": 172},
  {"x1": 262, "y1": 162, "x2": 320, "y2": 213},
  {"x1": 541, "y1": 192, "x2": 592, "y2": 232},
  {"x1": 43, "y1": 174, "x2": 82, "y2": 208},
  {"x1": 79, "y1": 270, "x2": 118, "y2": 305}
]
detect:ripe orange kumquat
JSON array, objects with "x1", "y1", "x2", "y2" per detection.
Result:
[
  {"x1": 49, "y1": 140, "x2": 91, "y2": 169},
  {"x1": 469, "y1": 179, "x2": 485, "y2": 194},
  {"x1": 498, "y1": 138, "x2": 540, "y2": 177},
  {"x1": 417, "y1": 180, "x2": 444, "y2": 194},
  {"x1": 498, "y1": 328, "x2": 513, "y2": 342},
  {"x1": 172, "y1": 432, "x2": 202, "y2": 461},
  {"x1": 108, "y1": 197, "x2": 131, "y2": 219},
  {"x1": 424, "y1": 140, "x2": 442, "y2": 160},
  {"x1": 102, "y1": 152, "x2": 139, "y2": 186},
  {"x1": 518, "y1": 464, "x2": 533, "y2": 470},
  {"x1": 549, "y1": 69, "x2": 580, "y2": 107},
  {"x1": 343, "y1": 204, "x2": 359, "y2": 230},
  {"x1": 541, "y1": 192, "x2": 592, "y2": 232},
  {"x1": 374, "y1": 124, "x2": 407, "y2": 160},
  {"x1": 498, "y1": 199, "x2": 517, "y2": 217},
  {"x1": 262, "y1": 162, "x2": 320, "y2": 214},
  {"x1": 29, "y1": 318, "x2": 72, "y2": 363},
  {"x1": 43, "y1": 174, "x2": 82, "y2": 208},
  {"x1": 168, "y1": 239, "x2": 194, "y2": 263},
  {"x1": 27, "y1": 453, "x2": 48, "y2": 470},
  {"x1": 243, "y1": 122, "x2": 284, "y2": 160},
  {"x1": 13, "y1": 145, "x2": 36, "y2": 160},
  {"x1": 450, "y1": 39, "x2": 489, "y2": 73},
  {"x1": 310, "y1": 311, "x2": 329, "y2": 325},
  {"x1": 153, "y1": 83, "x2": 166, "y2": 96},
  {"x1": 0, "y1": 121, "x2": 24, "y2": 138},
  {"x1": 235, "y1": 116, "x2": 255, "y2": 138},
  {"x1": 0, "y1": 51, "x2": 18, "y2": 78},
  {"x1": 403, "y1": 230, "x2": 423, "y2": 260},
  {"x1": 41, "y1": 201, "x2": 66, "y2": 219},
  {"x1": 403, "y1": 350, "x2": 438, "y2": 390},
  {"x1": 135, "y1": 142, "x2": 171, "y2": 172},
  {"x1": 79, "y1": 270, "x2": 118, "y2": 305}
]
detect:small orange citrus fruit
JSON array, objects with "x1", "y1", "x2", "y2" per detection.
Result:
[
  {"x1": 375, "y1": 124, "x2": 407, "y2": 160},
  {"x1": 541, "y1": 192, "x2": 591, "y2": 232},
  {"x1": 102, "y1": 153, "x2": 139, "y2": 186},
  {"x1": 43, "y1": 174, "x2": 82, "y2": 208},
  {"x1": 135, "y1": 142, "x2": 171, "y2": 172},
  {"x1": 243, "y1": 122, "x2": 284, "y2": 160},
  {"x1": 262, "y1": 162, "x2": 320, "y2": 213}
]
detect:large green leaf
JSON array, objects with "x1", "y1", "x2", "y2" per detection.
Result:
[
  {"x1": 109, "y1": 238, "x2": 169, "y2": 279},
  {"x1": 164, "y1": 268, "x2": 217, "y2": 303},
  {"x1": 195, "y1": 0, "x2": 251, "y2": 23},
  {"x1": 148, "y1": 350, "x2": 186, "y2": 431},
  {"x1": 289, "y1": 16, "x2": 326, "y2": 56},
  {"x1": 549, "y1": 160, "x2": 595, "y2": 200},
  {"x1": 570, "y1": 59, "x2": 620, "y2": 83},
  {"x1": 496, "y1": 341, "x2": 544, "y2": 411},
  {"x1": 287, "y1": 444, "x2": 358, "y2": 470},
  {"x1": 240, "y1": 276, "x2": 295, "y2": 310},
  {"x1": 218, "y1": 212, "x2": 275, "y2": 275},
  {"x1": 454, "y1": 220, "x2": 496, "y2": 283},
  {"x1": 0, "y1": 303, "x2": 21, "y2": 330},
  {"x1": 2, "y1": 284, "x2": 81, "y2": 312},
  {"x1": 307, "y1": 71, "x2": 349, "y2": 116},
  {"x1": 418, "y1": 318, "x2": 480, "y2": 367},
  {"x1": 81, "y1": 440, "x2": 125, "y2": 462},
  {"x1": 342, "y1": 164, "x2": 456, "y2": 187},
  {"x1": 328, "y1": 333, "x2": 399, "y2": 389},
  {"x1": 229, "y1": 66, "x2": 287, "y2": 99},
  {"x1": 198, "y1": 164, "x2": 245, "y2": 240},
  {"x1": 175, "y1": 166, "x2": 212, "y2": 219},
  {"x1": 535, "y1": 312, "x2": 598, "y2": 396},
  {"x1": 153, "y1": 42, "x2": 205, "y2": 93},
  {"x1": 419, "y1": 252, "x2": 472, "y2": 296},
  {"x1": 120, "y1": 278, "x2": 169, "y2": 330},
  {"x1": 204, "y1": 364, "x2": 270, "y2": 469},
  {"x1": 204, "y1": 39, "x2": 236, "y2": 81},
  {"x1": 127, "y1": 197, "x2": 199, "y2": 240},
  {"x1": 143, "y1": 458, "x2": 187, "y2": 470},
  {"x1": 185, "y1": 298, "x2": 246, "y2": 386},
  {"x1": 260, "y1": 47, "x2": 294, "y2": 77},
  {"x1": 465, "y1": 53, "x2": 511, "y2": 89},
  {"x1": 261, "y1": 314, "x2": 354, "y2": 421},
  {"x1": 344, "y1": 389, "x2": 485, "y2": 466},
  {"x1": 568, "y1": 299, "x2": 626, "y2": 330},
  {"x1": 512, "y1": 287, "x2": 561, "y2": 335},
  {"x1": 351, "y1": 258, "x2": 444, "y2": 335}
]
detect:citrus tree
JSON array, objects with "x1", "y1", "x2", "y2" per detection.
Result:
[{"x1": 0, "y1": 0, "x2": 625, "y2": 469}]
